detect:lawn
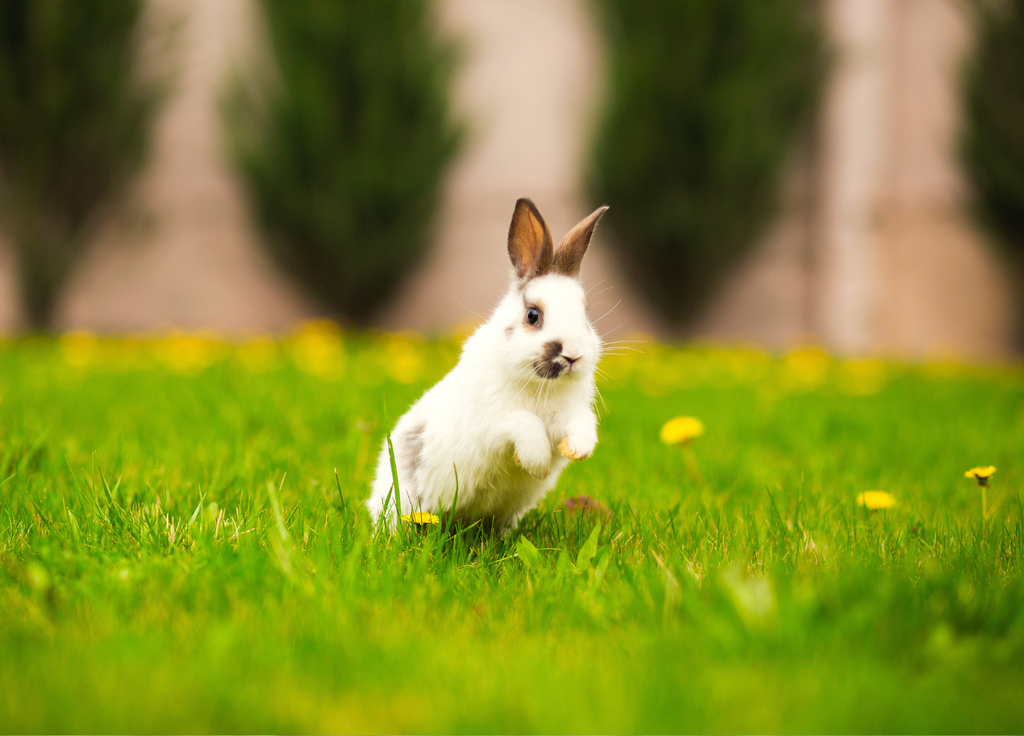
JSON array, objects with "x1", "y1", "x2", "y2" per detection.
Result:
[{"x1": 1, "y1": 323, "x2": 1023, "y2": 733}]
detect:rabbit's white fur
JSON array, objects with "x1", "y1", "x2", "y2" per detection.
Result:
[{"x1": 366, "y1": 199, "x2": 607, "y2": 532}]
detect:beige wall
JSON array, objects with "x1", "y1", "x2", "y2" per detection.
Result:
[
  {"x1": 813, "y1": 0, "x2": 1014, "y2": 358},
  {"x1": 694, "y1": 0, "x2": 1016, "y2": 359},
  {"x1": 54, "y1": 0, "x2": 317, "y2": 334},
  {"x1": 0, "y1": 0, "x2": 1016, "y2": 358}
]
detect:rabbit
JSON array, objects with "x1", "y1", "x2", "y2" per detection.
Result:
[{"x1": 366, "y1": 198, "x2": 609, "y2": 533}]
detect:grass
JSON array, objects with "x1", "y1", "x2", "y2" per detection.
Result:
[{"x1": 1, "y1": 323, "x2": 1024, "y2": 733}]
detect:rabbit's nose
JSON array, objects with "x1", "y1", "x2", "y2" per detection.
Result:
[{"x1": 564, "y1": 355, "x2": 581, "y2": 366}]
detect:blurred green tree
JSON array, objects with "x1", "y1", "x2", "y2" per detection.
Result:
[
  {"x1": 588, "y1": 0, "x2": 824, "y2": 324},
  {"x1": 227, "y1": 0, "x2": 460, "y2": 323},
  {"x1": 0, "y1": 0, "x2": 160, "y2": 329},
  {"x1": 962, "y1": 0, "x2": 1024, "y2": 309}
]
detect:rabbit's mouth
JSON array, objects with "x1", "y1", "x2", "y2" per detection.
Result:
[
  {"x1": 533, "y1": 340, "x2": 580, "y2": 380},
  {"x1": 533, "y1": 359, "x2": 567, "y2": 380}
]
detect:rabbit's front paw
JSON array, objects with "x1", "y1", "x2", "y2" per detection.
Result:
[
  {"x1": 513, "y1": 440, "x2": 552, "y2": 478},
  {"x1": 558, "y1": 434, "x2": 596, "y2": 461}
]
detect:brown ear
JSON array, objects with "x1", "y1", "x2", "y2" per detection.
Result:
[
  {"x1": 508, "y1": 198, "x2": 554, "y2": 280},
  {"x1": 554, "y1": 205, "x2": 609, "y2": 278}
]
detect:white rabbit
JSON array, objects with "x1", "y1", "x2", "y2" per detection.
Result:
[{"x1": 366, "y1": 198, "x2": 609, "y2": 533}]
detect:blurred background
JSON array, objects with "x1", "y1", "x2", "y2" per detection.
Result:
[{"x1": 0, "y1": 0, "x2": 1021, "y2": 359}]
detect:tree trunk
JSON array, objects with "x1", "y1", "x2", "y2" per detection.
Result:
[{"x1": 17, "y1": 233, "x2": 64, "y2": 332}]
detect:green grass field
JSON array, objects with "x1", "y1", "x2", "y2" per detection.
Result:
[{"x1": 2, "y1": 324, "x2": 1023, "y2": 733}]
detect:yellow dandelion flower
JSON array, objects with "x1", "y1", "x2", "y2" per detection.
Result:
[
  {"x1": 401, "y1": 512, "x2": 439, "y2": 525},
  {"x1": 965, "y1": 466, "x2": 997, "y2": 524},
  {"x1": 59, "y1": 330, "x2": 99, "y2": 368},
  {"x1": 965, "y1": 466, "x2": 996, "y2": 484},
  {"x1": 781, "y1": 346, "x2": 831, "y2": 390},
  {"x1": 154, "y1": 330, "x2": 225, "y2": 375},
  {"x1": 660, "y1": 416, "x2": 704, "y2": 445},
  {"x1": 288, "y1": 320, "x2": 346, "y2": 380},
  {"x1": 856, "y1": 491, "x2": 896, "y2": 511},
  {"x1": 380, "y1": 332, "x2": 425, "y2": 384}
]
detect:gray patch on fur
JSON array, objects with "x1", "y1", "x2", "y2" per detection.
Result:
[
  {"x1": 533, "y1": 340, "x2": 565, "y2": 379},
  {"x1": 505, "y1": 324, "x2": 514, "y2": 338}
]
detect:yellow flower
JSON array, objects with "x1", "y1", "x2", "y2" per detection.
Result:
[
  {"x1": 380, "y1": 333, "x2": 424, "y2": 384},
  {"x1": 966, "y1": 467, "x2": 996, "y2": 521},
  {"x1": 965, "y1": 466, "x2": 996, "y2": 485},
  {"x1": 59, "y1": 330, "x2": 99, "y2": 368},
  {"x1": 288, "y1": 320, "x2": 346, "y2": 380},
  {"x1": 857, "y1": 491, "x2": 896, "y2": 511},
  {"x1": 154, "y1": 330, "x2": 225, "y2": 375},
  {"x1": 660, "y1": 416, "x2": 704, "y2": 445},
  {"x1": 781, "y1": 346, "x2": 831, "y2": 390},
  {"x1": 402, "y1": 512, "x2": 439, "y2": 525}
]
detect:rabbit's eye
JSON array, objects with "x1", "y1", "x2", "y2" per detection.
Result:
[{"x1": 526, "y1": 307, "x2": 541, "y2": 326}]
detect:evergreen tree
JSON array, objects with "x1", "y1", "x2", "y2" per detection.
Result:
[
  {"x1": 227, "y1": 0, "x2": 461, "y2": 323},
  {"x1": 963, "y1": 1, "x2": 1024, "y2": 269},
  {"x1": 0, "y1": 0, "x2": 159, "y2": 328},
  {"x1": 589, "y1": 0, "x2": 824, "y2": 324}
]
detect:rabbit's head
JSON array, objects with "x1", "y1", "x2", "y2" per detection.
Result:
[{"x1": 494, "y1": 198, "x2": 607, "y2": 384}]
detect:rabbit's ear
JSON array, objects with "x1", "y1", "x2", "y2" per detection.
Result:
[
  {"x1": 508, "y1": 198, "x2": 554, "y2": 280},
  {"x1": 554, "y1": 205, "x2": 609, "y2": 278}
]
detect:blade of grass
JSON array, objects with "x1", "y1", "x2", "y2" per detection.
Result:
[{"x1": 383, "y1": 396, "x2": 403, "y2": 541}]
